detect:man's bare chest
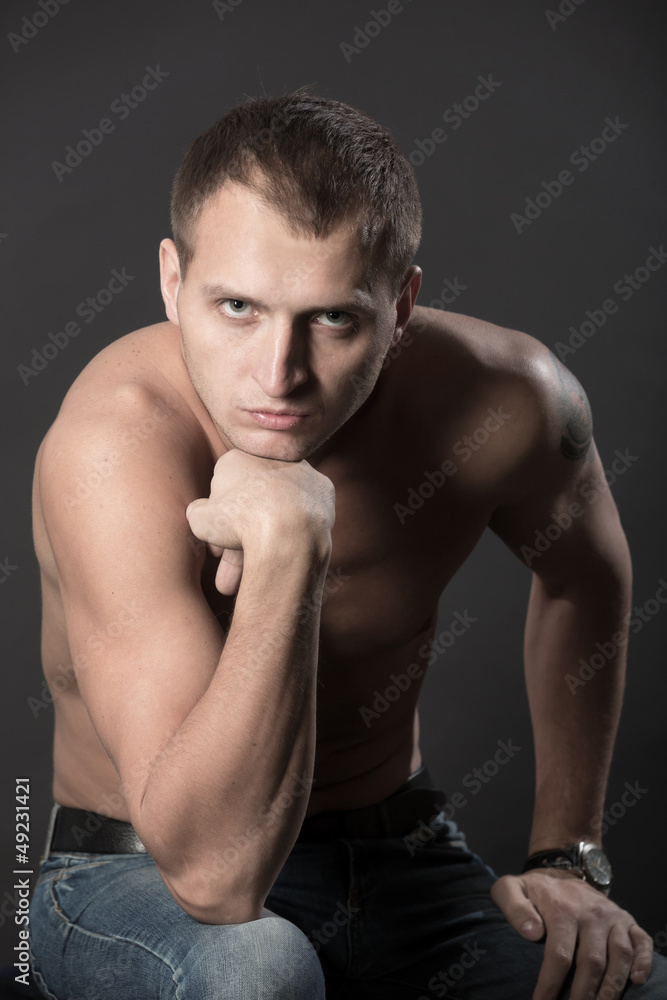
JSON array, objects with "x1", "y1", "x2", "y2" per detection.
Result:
[{"x1": 199, "y1": 462, "x2": 491, "y2": 659}]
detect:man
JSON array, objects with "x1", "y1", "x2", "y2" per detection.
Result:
[{"x1": 28, "y1": 91, "x2": 666, "y2": 999}]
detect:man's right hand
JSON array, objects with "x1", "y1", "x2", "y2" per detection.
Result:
[{"x1": 185, "y1": 449, "x2": 336, "y2": 595}]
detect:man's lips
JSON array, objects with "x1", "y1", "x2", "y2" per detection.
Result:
[{"x1": 246, "y1": 409, "x2": 309, "y2": 430}]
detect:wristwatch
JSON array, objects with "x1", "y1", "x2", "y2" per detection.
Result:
[{"x1": 522, "y1": 842, "x2": 613, "y2": 892}]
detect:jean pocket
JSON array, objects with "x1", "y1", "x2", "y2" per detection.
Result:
[{"x1": 35, "y1": 853, "x2": 119, "y2": 888}]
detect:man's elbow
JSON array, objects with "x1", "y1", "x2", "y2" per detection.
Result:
[{"x1": 161, "y1": 868, "x2": 266, "y2": 925}]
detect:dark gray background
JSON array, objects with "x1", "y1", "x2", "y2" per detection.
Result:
[{"x1": 1, "y1": 0, "x2": 666, "y2": 968}]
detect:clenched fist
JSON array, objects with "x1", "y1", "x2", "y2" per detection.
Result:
[{"x1": 186, "y1": 450, "x2": 335, "y2": 594}]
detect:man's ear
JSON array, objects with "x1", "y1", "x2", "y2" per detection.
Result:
[
  {"x1": 390, "y1": 265, "x2": 422, "y2": 347},
  {"x1": 159, "y1": 239, "x2": 181, "y2": 327}
]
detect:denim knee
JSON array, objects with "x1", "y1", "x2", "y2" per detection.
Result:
[
  {"x1": 176, "y1": 908, "x2": 325, "y2": 1000},
  {"x1": 30, "y1": 851, "x2": 325, "y2": 1000}
]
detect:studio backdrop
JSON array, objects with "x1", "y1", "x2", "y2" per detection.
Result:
[{"x1": 1, "y1": 0, "x2": 665, "y2": 967}]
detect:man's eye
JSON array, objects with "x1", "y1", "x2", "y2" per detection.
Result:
[
  {"x1": 220, "y1": 299, "x2": 253, "y2": 317},
  {"x1": 317, "y1": 310, "x2": 352, "y2": 328}
]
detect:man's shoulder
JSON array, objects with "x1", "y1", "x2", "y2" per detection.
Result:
[
  {"x1": 407, "y1": 305, "x2": 551, "y2": 382},
  {"x1": 41, "y1": 320, "x2": 202, "y2": 444},
  {"x1": 402, "y1": 306, "x2": 593, "y2": 479},
  {"x1": 35, "y1": 321, "x2": 213, "y2": 519},
  {"x1": 408, "y1": 305, "x2": 587, "y2": 413}
]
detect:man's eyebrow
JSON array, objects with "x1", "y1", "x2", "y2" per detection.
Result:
[
  {"x1": 199, "y1": 283, "x2": 378, "y2": 315},
  {"x1": 200, "y1": 283, "x2": 243, "y2": 300}
]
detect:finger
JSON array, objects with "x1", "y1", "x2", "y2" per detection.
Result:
[
  {"x1": 214, "y1": 548, "x2": 244, "y2": 596},
  {"x1": 186, "y1": 502, "x2": 237, "y2": 549},
  {"x1": 208, "y1": 542, "x2": 224, "y2": 557},
  {"x1": 567, "y1": 927, "x2": 615, "y2": 1000},
  {"x1": 532, "y1": 925, "x2": 577, "y2": 1000},
  {"x1": 628, "y1": 923, "x2": 653, "y2": 986},
  {"x1": 491, "y1": 875, "x2": 545, "y2": 940}
]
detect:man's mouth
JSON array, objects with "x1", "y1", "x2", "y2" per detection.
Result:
[{"x1": 246, "y1": 409, "x2": 309, "y2": 430}]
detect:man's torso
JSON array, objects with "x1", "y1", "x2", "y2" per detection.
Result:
[{"x1": 32, "y1": 305, "x2": 543, "y2": 820}]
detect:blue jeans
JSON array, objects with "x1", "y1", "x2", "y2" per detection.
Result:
[{"x1": 30, "y1": 818, "x2": 667, "y2": 999}]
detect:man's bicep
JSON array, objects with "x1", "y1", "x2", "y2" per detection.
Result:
[
  {"x1": 39, "y1": 421, "x2": 226, "y2": 818},
  {"x1": 489, "y1": 442, "x2": 631, "y2": 585},
  {"x1": 486, "y1": 348, "x2": 631, "y2": 584}
]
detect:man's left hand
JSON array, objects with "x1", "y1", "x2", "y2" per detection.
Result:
[{"x1": 491, "y1": 870, "x2": 653, "y2": 999}]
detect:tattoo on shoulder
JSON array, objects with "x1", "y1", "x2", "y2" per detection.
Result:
[{"x1": 548, "y1": 351, "x2": 593, "y2": 461}]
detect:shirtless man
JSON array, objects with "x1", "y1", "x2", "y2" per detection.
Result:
[{"x1": 28, "y1": 92, "x2": 667, "y2": 999}]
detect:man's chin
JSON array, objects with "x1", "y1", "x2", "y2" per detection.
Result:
[
  {"x1": 223, "y1": 431, "x2": 326, "y2": 464},
  {"x1": 236, "y1": 445, "x2": 307, "y2": 463}
]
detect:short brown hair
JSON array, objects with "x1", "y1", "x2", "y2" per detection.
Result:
[{"x1": 170, "y1": 89, "x2": 422, "y2": 293}]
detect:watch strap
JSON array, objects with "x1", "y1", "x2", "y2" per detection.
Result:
[
  {"x1": 522, "y1": 842, "x2": 612, "y2": 892},
  {"x1": 522, "y1": 847, "x2": 581, "y2": 874}
]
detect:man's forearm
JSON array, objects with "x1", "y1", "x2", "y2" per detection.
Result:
[
  {"x1": 524, "y1": 565, "x2": 632, "y2": 855},
  {"x1": 135, "y1": 532, "x2": 331, "y2": 923}
]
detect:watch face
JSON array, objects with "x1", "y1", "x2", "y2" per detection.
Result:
[{"x1": 582, "y1": 846, "x2": 613, "y2": 887}]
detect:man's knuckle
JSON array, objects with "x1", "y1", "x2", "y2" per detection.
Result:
[
  {"x1": 549, "y1": 897, "x2": 575, "y2": 922},
  {"x1": 585, "y1": 953, "x2": 607, "y2": 977},
  {"x1": 614, "y1": 943, "x2": 634, "y2": 965},
  {"x1": 600, "y1": 971, "x2": 627, "y2": 995},
  {"x1": 551, "y1": 945, "x2": 573, "y2": 966}
]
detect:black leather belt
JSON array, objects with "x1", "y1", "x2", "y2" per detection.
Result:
[
  {"x1": 46, "y1": 804, "x2": 148, "y2": 855},
  {"x1": 45, "y1": 765, "x2": 447, "y2": 855}
]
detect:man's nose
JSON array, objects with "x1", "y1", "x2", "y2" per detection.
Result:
[{"x1": 251, "y1": 322, "x2": 309, "y2": 397}]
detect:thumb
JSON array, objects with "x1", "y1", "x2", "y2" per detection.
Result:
[
  {"x1": 185, "y1": 498, "x2": 204, "y2": 519},
  {"x1": 214, "y1": 548, "x2": 244, "y2": 596},
  {"x1": 490, "y1": 874, "x2": 545, "y2": 940}
]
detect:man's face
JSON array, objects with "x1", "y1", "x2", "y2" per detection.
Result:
[{"x1": 162, "y1": 181, "x2": 418, "y2": 463}]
